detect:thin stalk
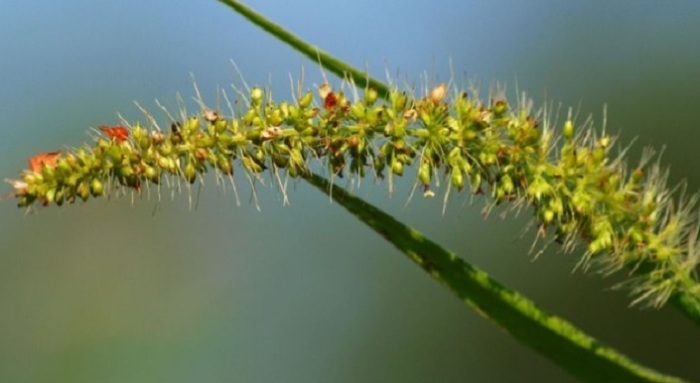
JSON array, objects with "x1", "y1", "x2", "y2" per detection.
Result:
[
  {"x1": 303, "y1": 171, "x2": 685, "y2": 383},
  {"x1": 215, "y1": 0, "x2": 700, "y2": 327},
  {"x1": 215, "y1": 0, "x2": 391, "y2": 99}
]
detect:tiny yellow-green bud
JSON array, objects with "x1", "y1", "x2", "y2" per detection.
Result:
[
  {"x1": 451, "y1": 168, "x2": 464, "y2": 190},
  {"x1": 279, "y1": 102, "x2": 290, "y2": 119},
  {"x1": 418, "y1": 161, "x2": 431, "y2": 185},
  {"x1": 41, "y1": 165, "x2": 56, "y2": 180},
  {"x1": 350, "y1": 104, "x2": 365, "y2": 119},
  {"x1": 493, "y1": 100, "x2": 507, "y2": 116},
  {"x1": 214, "y1": 119, "x2": 227, "y2": 134},
  {"x1": 288, "y1": 105, "x2": 301, "y2": 121},
  {"x1": 272, "y1": 153, "x2": 286, "y2": 168},
  {"x1": 165, "y1": 158, "x2": 179, "y2": 174},
  {"x1": 157, "y1": 156, "x2": 170, "y2": 170},
  {"x1": 65, "y1": 153, "x2": 78, "y2": 167},
  {"x1": 471, "y1": 173, "x2": 482, "y2": 192},
  {"x1": 250, "y1": 87, "x2": 264, "y2": 105},
  {"x1": 217, "y1": 156, "x2": 233, "y2": 175},
  {"x1": 448, "y1": 147, "x2": 462, "y2": 163},
  {"x1": 563, "y1": 120, "x2": 574, "y2": 139},
  {"x1": 392, "y1": 121, "x2": 407, "y2": 138},
  {"x1": 54, "y1": 189, "x2": 65, "y2": 206},
  {"x1": 299, "y1": 91, "x2": 313, "y2": 109},
  {"x1": 588, "y1": 240, "x2": 602, "y2": 255},
  {"x1": 241, "y1": 156, "x2": 263, "y2": 173},
  {"x1": 629, "y1": 228, "x2": 645, "y2": 244},
  {"x1": 356, "y1": 136, "x2": 366, "y2": 154},
  {"x1": 90, "y1": 178, "x2": 104, "y2": 196},
  {"x1": 119, "y1": 165, "x2": 135, "y2": 178},
  {"x1": 391, "y1": 92, "x2": 407, "y2": 110},
  {"x1": 185, "y1": 117, "x2": 200, "y2": 134},
  {"x1": 419, "y1": 110, "x2": 432, "y2": 126},
  {"x1": 542, "y1": 209, "x2": 555, "y2": 223},
  {"x1": 593, "y1": 147, "x2": 606, "y2": 163},
  {"x1": 45, "y1": 188, "x2": 56, "y2": 204},
  {"x1": 56, "y1": 160, "x2": 72, "y2": 176},
  {"x1": 132, "y1": 123, "x2": 147, "y2": 140},
  {"x1": 396, "y1": 153, "x2": 412, "y2": 164},
  {"x1": 268, "y1": 109, "x2": 283, "y2": 127},
  {"x1": 391, "y1": 158, "x2": 404, "y2": 176},
  {"x1": 159, "y1": 142, "x2": 174, "y2": 156},
  {"x1": 144, "y1": 166, "x2": 157, "y2": 182},
  {"x1": 365, "y1": 88, "x2": 378, "y2": 105},
  {"x1": 304, "y1": 108, "x2": 319, "y2": 119},
  {"x1": 195, "y1": 135, "x2": 215, "y2": 148},
  {"x1": 461, "y1": 160, "x2": 472, "y2": 175},
  {"x1": 549, "y1": 197, "x2": 564, "y2": 216},
  {"x1": 367, "y1": 106, "x2": 384, "y2": 125},
  {"x1": 184, "y1": 162, "x2": 197, "y2": 184},
  {"x1": 77, "y1": 182, "x2": 90, "y2": 201},
  {"x1": 290, "y1": 148, "x2": 304, "y2": 167},
  {"x1": 65, "y1": 174, "x2": 80, "y2": 188}
]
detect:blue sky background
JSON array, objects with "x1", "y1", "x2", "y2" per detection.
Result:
[{"x1": 1, "y1": 1, "x2": 700, "y2": 382}]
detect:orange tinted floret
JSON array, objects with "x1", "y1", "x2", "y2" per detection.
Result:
[
  {"x1": 28, "y1": 151, "x2": 61, "y2": 173},
  {"x1": 99, "y1": 125, "x2": 129, "y2": 142}
]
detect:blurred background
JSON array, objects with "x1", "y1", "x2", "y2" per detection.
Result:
[{"x1": 1, "y1": 1, "x2": 700, "y2": 382}]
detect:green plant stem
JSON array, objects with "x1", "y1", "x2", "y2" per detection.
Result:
[
  {"x1": 216, "y1": 0, "x2": 700, "y2": 328},
  {"x1": 672, "y1": 293, "x2": 700, "y2": 324},
  {"x1": 215, "y1": 0, "x2": 391, "y2": 99},
  {"x1": 302, "y1": 171, "x2": 685, "y2": 383}
]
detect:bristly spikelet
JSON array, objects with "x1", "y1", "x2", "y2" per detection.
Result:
[{"x1": 4, "y1": 78, "x2": 700, "y2": 309}]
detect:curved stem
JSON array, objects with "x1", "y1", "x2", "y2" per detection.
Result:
[
  {"x1": 216, "y1": 0, "x2": 391, "y2": 99},
  {"x1": 672, "y1": 292, "x2": 700, "y2": 325},
  {"x1": 215, "y1": 0, "x2": 700, "y2": 328},
  {"x1": 303, "y1": 171, "x2": 685, "y2": 383}
]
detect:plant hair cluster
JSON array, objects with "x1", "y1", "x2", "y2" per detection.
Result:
[{"x1": 6, "y1": 77, "x2": 700, "y2": 309}]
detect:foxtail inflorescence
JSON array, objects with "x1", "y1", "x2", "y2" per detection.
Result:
[{"x1": 5, "y1": 80, "x2": 700, "y2": 308}]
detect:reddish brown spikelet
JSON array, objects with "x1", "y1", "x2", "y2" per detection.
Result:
[
  {"x1": 28, "y1": 151, "x2": 62, "y2": 173},
  {"x1": 99, "y1": 125, "x2": 130, "y2": 142},
  {"x1": 324, "y1": 92, "x2": 338, "y2": 110}
]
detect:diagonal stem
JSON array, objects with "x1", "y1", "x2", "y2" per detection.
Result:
[
  {"x1": 302, "y1": 171, "x2": 685, "y2": 383},
  {"x1": 215, "y1": 0, "x2": 391, "y2": 99}
]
